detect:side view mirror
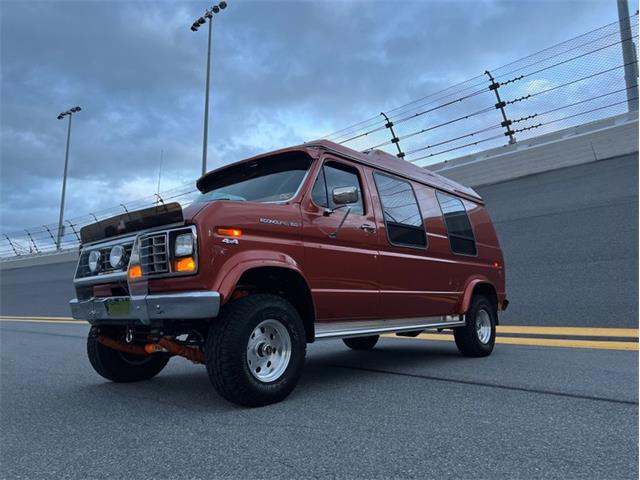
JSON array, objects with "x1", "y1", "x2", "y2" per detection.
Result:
[{"x1": 332, "y1": 186, "x2": 358, "y2": 206}]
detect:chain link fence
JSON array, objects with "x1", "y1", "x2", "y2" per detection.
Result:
[{"x1": 1, "y1": 14, "x2": 638, "y2": 259}]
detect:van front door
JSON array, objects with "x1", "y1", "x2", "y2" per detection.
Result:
[{"x1": 301, "y1": 157, "x2": 380, "y2": 322}]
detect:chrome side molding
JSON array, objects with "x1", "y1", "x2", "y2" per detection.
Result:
[{"x1": 314, "y1": 315, "x2": 466, "y2": 340}]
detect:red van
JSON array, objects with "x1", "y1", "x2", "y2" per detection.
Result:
[{"x1": 70, "y1": 140, "x2": 507, "y2": 407}]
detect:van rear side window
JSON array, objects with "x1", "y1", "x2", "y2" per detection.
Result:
[
  {"x1": 436, "y1": 192, "x2": 477, "y2": 256},
  {"x1": 373, "y1": 172, "x2": 426, "y2": 248}
]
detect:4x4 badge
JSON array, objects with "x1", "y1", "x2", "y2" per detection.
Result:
[{"x1": 222, "y1": 238, "x2": 239, "y2": 245}]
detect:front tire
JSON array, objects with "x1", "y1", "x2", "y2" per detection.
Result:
[
  {"x1": 205, "y1": 294, "x2": 306, "y2": 407},
  {"x1": 453, "y1": 295, "x2": 497, "y2": 357},
  {"x1": 343, "y1": 335, "x2": 379, "y2": 350},
  {"x1": 87, "y1": 327, "x2": 170, "y2": 382}
]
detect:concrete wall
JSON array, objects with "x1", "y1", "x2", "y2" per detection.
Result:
[
  {"x1": 429, "y1": 111, "x2": 639, "y2": 187},
  {"x1": 0, "y1": 249, "x2": 78, "y2": 271}
]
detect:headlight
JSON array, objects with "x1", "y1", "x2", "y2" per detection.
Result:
[
  {"x1": 175, "y1": 233, "x2": 194, "y2": 257},
  {"x1": 88, "y1": 250, "x2": 102, "y2": 273},
  {"x1": 109, "y1": 245, "x2": 125, "y2": 269}
]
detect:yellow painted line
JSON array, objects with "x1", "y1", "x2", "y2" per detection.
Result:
[
  {"x1": 1, "y1": 316, "x2": 638, "y2": 351},
  {"x1": 497, "y1": 325, "x2": 638, "y2": 338},
  {"x1": 496, "y1": 336, "x2": 638, "y2": 351},
  {"x1": 0, "y1": 315, "x2": 73, "y2": 321},
  {"x1": 0, "y1": 317, "x2": 86, "y2": 325},
  {"x1": 386, "y1": 333, "x2": 639, "y2": 351}
]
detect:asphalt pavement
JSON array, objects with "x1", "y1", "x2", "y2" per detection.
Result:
[
  {"x1": 0, "y1": 154, "x2": 638, "y2": 479},
  {"x1": 479, "y1": 154, "x2": 638, "y2": 328},
  {"x1": 1, "y1": 320, "x2": 637, "y2": 479}
]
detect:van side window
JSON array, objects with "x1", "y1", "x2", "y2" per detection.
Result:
[
  {"x1": 311, "y1": 161, "x2": 364, "y2": 215},
  {"x1": 436, "y1": 192, "x2": 477, "y2": 256},
  {"x1": 311, "y1": 165, "x2": 328, "y2": 208},
  {"x1": 373, "y1": 172, "x2": 426, "y2": 248}
]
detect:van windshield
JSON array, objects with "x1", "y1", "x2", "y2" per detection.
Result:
[{"x1": 196, "y1": 152, "x2": 312, "y2": 204}]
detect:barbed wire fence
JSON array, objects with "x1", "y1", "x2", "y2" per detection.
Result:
[
  {"x1": 323, "y1": 13, "x2": 638, "y2": 163},
  {"x1": 1, "y1": 14, "x2": 638, "y2": 259},
  {"x1": 0, "y1": 183, "x2": 199, "y2": 259}
]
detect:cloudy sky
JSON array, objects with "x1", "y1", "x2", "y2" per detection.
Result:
[{"x1": 0, "y1": 0, "x2": 621, "y2": 233}]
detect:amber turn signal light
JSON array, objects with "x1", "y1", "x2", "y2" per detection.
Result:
[
  {"x1": 216, "y1": 228, "x2": 242, "y2": 237},
  {"x1": 174, "y1": 256, "x2": 196, "y2": 272},
  {"x1": 128, "y1": 264, "x2": 143, "y2": 280}
]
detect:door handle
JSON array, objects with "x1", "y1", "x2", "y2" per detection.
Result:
[{"x1": 360, "y1": 224, "x2": 376, "y2": 233}]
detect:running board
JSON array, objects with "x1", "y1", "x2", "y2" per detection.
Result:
[{"x1": 314, "y1": 315, "x2": 466, "y2": 340}]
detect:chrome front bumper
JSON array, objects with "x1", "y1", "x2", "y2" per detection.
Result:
[{"x1": 69, "y1": 291, "x2": 220, "y2": 325}]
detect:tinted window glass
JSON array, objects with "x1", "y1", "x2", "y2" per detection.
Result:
[
  {"x1": 436, "y1": 192, "x2": 477, "y2": 255},
  {"x1": 313, "y1": 162, "x2": 364, "y2": 215},
  {"x1": 311, "y1": 166, "x2": 328, "y2": 208},
  {"x1": 374, "y1": 173, "x2": 426, "y2": 248},
  {"x1": 197, "y1": 152, "x2": 311, "y2": 204}
]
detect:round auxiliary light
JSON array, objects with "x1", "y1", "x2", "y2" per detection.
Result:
[
  {"x1": 88, "y1": 250, "x2": 102, "y2": 273},
  {"x1": 109, "y1": 245, "x2": 125, "y2": 269}
]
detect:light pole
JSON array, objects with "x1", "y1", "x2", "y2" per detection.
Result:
[
  {"x1": 617, "y1": 0, "x2": 639, "y2": 112},
  {"x1": 191, "y1": 1, "x2": 228, "y2": 176},
  {"x1": 56, "y1": 106, "x2": 81, "y2": 249}
]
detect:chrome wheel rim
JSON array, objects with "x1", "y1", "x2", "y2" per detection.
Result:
[
  {"x1": 246, "y1": 319, "x2": 292, "y2": 383},
  {"x1": 476, "y1": 309, "x2": 492, "y2": 344}
]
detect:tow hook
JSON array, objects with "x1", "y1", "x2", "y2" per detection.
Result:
[{"x1": 125, "y1": 328, "x2": 133, "y2": 343}]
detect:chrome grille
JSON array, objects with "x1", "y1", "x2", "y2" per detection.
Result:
[
  {"x1": 140, "y1": 233, "x2": 169, "y2": 275},
  {"x1": 76, "y1": 242, "x2": 133, "y2": 278}
]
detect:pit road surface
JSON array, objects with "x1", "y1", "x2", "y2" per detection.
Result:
[{"x1": 1, "y1": 154, "x2": 638, "y2": 479}]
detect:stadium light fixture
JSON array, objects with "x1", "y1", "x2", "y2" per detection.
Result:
[
  {"x1": 55, "y1": 106, "x2": 82, "y2": 249},
  {"x1": 190, "y1": 2, "x2": 229, "y2": 176}
]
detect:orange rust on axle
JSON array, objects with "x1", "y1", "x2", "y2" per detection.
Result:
[
  {"x1": 97, "y1": 335, "x2": 149, "y2": 357},
  {"x1": 97, "y1": 335, "x2": 205, "y2": 364},
  {"x1": 157, "y1": 337, "x2": 206, "y2": 364}
]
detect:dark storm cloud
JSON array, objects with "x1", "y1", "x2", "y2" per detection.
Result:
[{"x1": 0, "y1": 0, "x2": 615, "y2": 232}]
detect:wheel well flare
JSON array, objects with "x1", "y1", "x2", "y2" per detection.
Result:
[{"x1": 233, "y1": 267, "x2": 315, "y2": 342}]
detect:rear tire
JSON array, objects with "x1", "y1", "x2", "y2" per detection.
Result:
[
  {"x1": 205, "y1": 294, "x2": 306, "y2": 407},
  {"x1": 343, "y1": 335, "x2": 379, "y2": 350},
  {"x1": 87, "y1": 327, "x2": 170, "y2": 382},
  {"x1": 453, "y1": 295, "x2": 496, "y2": 357}
]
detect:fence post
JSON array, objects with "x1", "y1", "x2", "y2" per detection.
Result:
[
  {"x1": 43, "y1": 226, "x2": 57, "y2": 246},
  {"x1": 4, "y1": 234, "x2": 20, "y2": 256},
  {"x1": 120, "y1": 203, "x2": 133, "y2": 220},
  {"x1": 484, "y1": 70, "x2": 516, "y2": 144},
  {"x1": 154, "y1": 194, "x2": 169, "y2": 212},
  {"x1": 90, "y1": 213, "x2": 99, "y2": 223},
  {"x1": 66, "y1": 220, "x2": 81, "y2": 242},
  {"x1": 617, "y1": 2, "x2": 639, "y2": 111},
  {"x1": 24, "y1": 229, "x2": 40, "y2": 254},
  {"x1": 380, "y1": 112, "x2": 406, "y2": 159}
]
